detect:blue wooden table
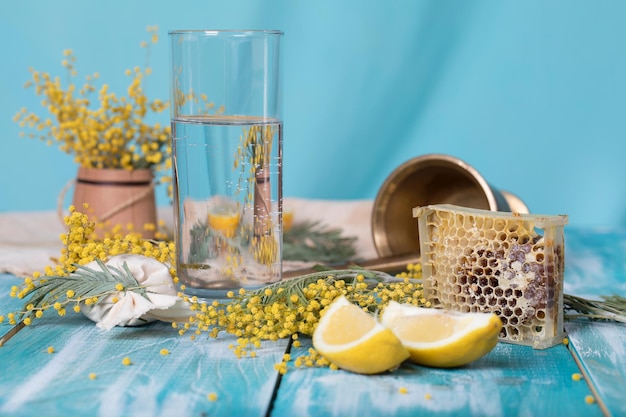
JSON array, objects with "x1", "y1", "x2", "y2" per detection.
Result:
[{"x1": 1, "y1": 227, "x2": 624, "y2": 417}]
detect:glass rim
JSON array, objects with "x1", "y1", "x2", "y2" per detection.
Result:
[{"x1": 168, "y1": 29, "x2": 283, "y2": 36}]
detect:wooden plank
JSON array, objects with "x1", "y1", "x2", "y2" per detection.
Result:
[
  {"x1": 564, "y1": 228, "x2": 626, "y2": 416},
  {"x1": 270, "y1": 338, "x2": 603, "y2": 417},
  {"x1": 0, "y1": 274, "x2": 288, "y2": 417},
  {"x1": 566, "y1": 320, "x2": 626, "y2": 417}
]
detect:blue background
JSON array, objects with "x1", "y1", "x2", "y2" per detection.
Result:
[{"x1": 2, "y1": 0, "x2": 626, "y2": 227}]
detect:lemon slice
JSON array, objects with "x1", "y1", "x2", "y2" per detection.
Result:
[
  {"x1": 381, "y1": 302, "x2": 502, "y2": 368},
  {"x1": 207, "y1": 206, "x2": 240, "y2": 237},
  {"x1": 312, "y1": 296, "x2": 409, "y2": 374},
  {"x1": 283, "y1": 208, "x2": 294, "y2": 232}
]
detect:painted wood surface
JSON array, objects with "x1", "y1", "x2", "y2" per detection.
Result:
[
  {"x1": 564, "y1": 227, "x2": 626, "y2": 417},
  {"x1": 272, "y1": 338, "x2": 602, "y2": 417},
  {"x1": 566, "y1": 320, "x2": 626, "y2": 417},
  {"x1": 1, "y1": 226, "x2": 625, "y2": 417},
  {"x1": 564, "y1": 228, "x2": 626, "y2": 298},
  {"x1": 0, "y1": 275, "x2": 287, "y2": 417}
]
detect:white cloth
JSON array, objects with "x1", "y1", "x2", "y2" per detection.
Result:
[
  {"x1": 0, "y1": 210, "x2": 66, "y2": 277},
  {"x1": 80, "y1": 254, "x2": 194, "y2": 330},
  {"x1": 0, "y1": 199, "x2": 379, "y2": 277}
]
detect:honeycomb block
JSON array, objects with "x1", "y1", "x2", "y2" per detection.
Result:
[{"x1": 413, "y1": 204, "x2": 568, "y2": 349}]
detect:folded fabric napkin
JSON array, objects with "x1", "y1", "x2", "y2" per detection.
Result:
[{"x1": 80, "y1": 254, "x2": 194, "y2": 330}]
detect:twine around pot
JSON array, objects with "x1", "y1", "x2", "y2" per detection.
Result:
[{"x1": 57, "y1": 167, "x2": 158, "y2": 239}]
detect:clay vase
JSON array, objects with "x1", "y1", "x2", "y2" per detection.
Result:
[{"x1": 71, "y1": 167, "x2": 157, "y2": 239}]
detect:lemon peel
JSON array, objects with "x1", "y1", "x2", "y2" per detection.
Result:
[
  {"x1": 312, "y1": 296, "x2": 409, "y2": 374},
  {"x1": 381, "y1": 301, "x2": 502, "y2": 368}
]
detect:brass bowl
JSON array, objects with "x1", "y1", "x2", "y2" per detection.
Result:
[{"x1": 371, "y1": 154, "x2": 528, "y2": 258}]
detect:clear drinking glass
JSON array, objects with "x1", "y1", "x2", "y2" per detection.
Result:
[{"x1": 168, "y1": 30, "x2": 283, "y2": 296}]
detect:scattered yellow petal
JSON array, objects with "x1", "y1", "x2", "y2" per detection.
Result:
[
  {"x1": 160, "y1": 349, "x2": 170, "y2": 355},
  {"x1": 89, "y1": 373, "x2": 97, "y2": 380},
  {"x1": 47, "y1": 346, "x2": 55, "y2": 354},
  {"x1": 122, "y1": 357, "x2": 132, "y2": 366},
  {"x1": 585, "y1": 395, "x2": 595, "y2": 404},
  {"x1": 398, "y1": 387, "x2": 408, "y2": 394},
  {"x1": 424, "y1": 393, "x2": 432, "y2": 400},
  {"x1": 207, "y1": 392, "x2": 218, "y2": 402},
  {"x1": 572, "y1": 373, "x2": 583, "y2": 381}
]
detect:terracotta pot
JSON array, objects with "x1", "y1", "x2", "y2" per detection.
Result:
[{"x1": 72, "y1": 167, "x2": 157, "y2": 239}]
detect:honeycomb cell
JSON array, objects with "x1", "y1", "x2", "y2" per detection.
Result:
[
  {"x1": 474, "y1": 217, "x2": 484, "y2": 229},
  {"x1": 494, "y1": 219, "x2": 507, "y2": 232},
  {"x1": 484, "y1": 229, "x2": 496, "y2": 240}
]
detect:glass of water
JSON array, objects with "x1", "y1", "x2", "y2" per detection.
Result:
[{"x1": 168, "y1": 30, "x2": 283, "y2": 296}]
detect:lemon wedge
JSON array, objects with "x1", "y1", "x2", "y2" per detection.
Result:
[
  {"x1": 207, "y1": 206, "x2": 240, "y2": 237},
  {"x1": 312, "y1": 296, "x2": 410, "y2": 374},
  {"x1": 283, "y1": 208, "x2": 294, "y2": 232},
  {"x1": 381, "y1": 302, "x2": 502, "y2": 368}
]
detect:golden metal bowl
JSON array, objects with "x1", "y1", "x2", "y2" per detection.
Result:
[{"x1": 371, "y1": 154, "x2": 528, "y2": 258}]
